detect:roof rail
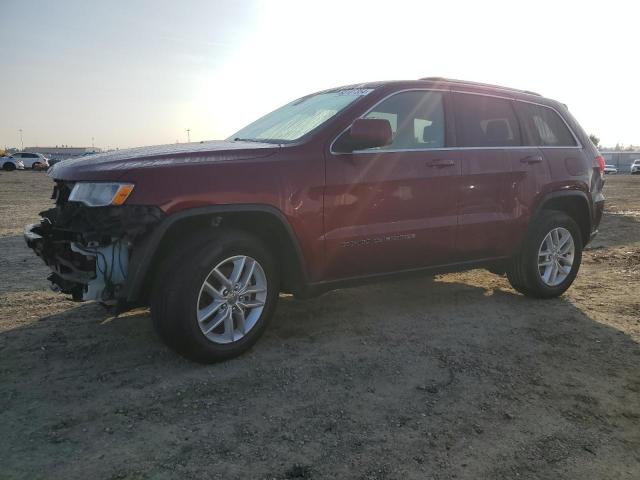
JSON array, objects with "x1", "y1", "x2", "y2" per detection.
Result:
[{"x1": 419, "y1": 77, "x2": 541, "y2": 97}]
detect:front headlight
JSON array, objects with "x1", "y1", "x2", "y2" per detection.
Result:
[{"x1": 69, "y1": 182, "x2": 135, "y2": 207}]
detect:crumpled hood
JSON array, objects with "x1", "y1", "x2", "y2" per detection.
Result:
[{"x1": 49, "y1": 140, "x2": 279, "y2": 181}]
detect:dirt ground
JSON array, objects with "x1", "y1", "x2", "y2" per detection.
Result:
[{"x1": 0, "y1": 171, "x2": 638, "y2": 480}]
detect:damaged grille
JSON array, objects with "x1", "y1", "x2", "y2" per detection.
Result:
[{"x1": 26, "y1": 180, "x2": 165, "y2": 302}]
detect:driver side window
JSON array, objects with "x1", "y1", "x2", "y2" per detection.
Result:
[{"x1": 363, "y1": 91, "x2": 445, "y2": 150}]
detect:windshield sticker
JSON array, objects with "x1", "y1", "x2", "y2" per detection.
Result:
[{"x1": 336, "y1": 88, "x2": 374, "y2": 96}]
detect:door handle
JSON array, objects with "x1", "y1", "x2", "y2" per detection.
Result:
[
  {"x1": 426, "y1": 159, "x2": 455, "y2": 168},
  {"x1": 520, "y1": 155, "x2": 543, "y2": 164}
]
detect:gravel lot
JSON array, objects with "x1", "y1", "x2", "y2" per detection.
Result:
[{"x1": 1, "y1": 171, "x2": 639, "y2": 480}]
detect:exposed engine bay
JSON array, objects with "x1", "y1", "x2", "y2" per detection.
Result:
[{"x1": 24, "y1": 180, "x2": 164, "y2": 304}]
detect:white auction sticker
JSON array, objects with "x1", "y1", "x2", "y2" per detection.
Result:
[{"x1": 336, "y1": 88, "x2": 374, "y2": 96}]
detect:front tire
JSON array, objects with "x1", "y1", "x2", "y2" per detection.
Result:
[
  {"x1": 507, "y1": 210, "x2": 582, "y2": 298},
  {"x1": 151, "y1": 229, "x2": 279, "y2": 363},
  {"x1": 2, "y1": 162, "x2": 15, "y2": 171}
]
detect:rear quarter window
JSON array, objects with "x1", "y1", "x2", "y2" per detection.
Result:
[{"x1": 516, "y1": 102, "x2": 577, "y2": 147}]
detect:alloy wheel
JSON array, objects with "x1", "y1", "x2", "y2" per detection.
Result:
[
  {"x1": 196, "y1": 255, "x2": 268, "y2": 344},
  {"x1": 537, "y1": 227, "x2": 575, "y2": 287}
]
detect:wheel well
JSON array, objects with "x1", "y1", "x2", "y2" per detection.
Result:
[
  {"x1": 139, "y1": 211, "x2": 305, "y2": 302},
  {"x1": 540, "y1": 195, "x2": 591, "y2": 244}
]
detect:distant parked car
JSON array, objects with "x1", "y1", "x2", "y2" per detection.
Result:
[
  {"x1": 47, "y1": 158, "x2": 64, "y2": 167},
  {"x1": 603, "y1": 164, "x2": 618, "y2": 174},
  {"x1": 8, "y1": 152, "x2": 49, "y2": 169},
  {"x1": 631, "y1": 159, "x2": 640, "y2": 174},
  {"x1": 1, "y1": 156, "x2": 25, "y2": 171}
]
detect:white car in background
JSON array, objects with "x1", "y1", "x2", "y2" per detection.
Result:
[
  {"x1": 1, "y1": 156, "x2": 25, "y2": 171},
  {"x1": 631, "y1": 159, "x2": 640, "y2": 175},
  {"x1": 604, "y1": 164, "x2": 618, "y2": 174},
  {"x1": 7, "y1": 152, "x2": 49, "y2": 169}
]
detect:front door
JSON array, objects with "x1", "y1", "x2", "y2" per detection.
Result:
[{"x1": 323, "y1": 90, "x2": 460, "y2": 280}]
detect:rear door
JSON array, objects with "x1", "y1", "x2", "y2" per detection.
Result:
[
  {"x1": 514, "y1": 101, "x2": 581, "y2": 187},
  {"x1": 509, "y1": 101, "x2": 580, "y2": 247},
  {"x1": 324, "y1": 90, "x2": 460, "y2": 279},
  {"x1": 452, "y1": 92, "x2": 536, "y2": 260}
]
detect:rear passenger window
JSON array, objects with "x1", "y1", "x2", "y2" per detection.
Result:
[
  {"x1": 364, "y1": 91, "x2": 445, "y2": 150},
  {"x1": 453, "y1": 93, "x2": 521, "y2": 147},
  {"x1": 517, "y1": 103, "x2": 577, "y2": 147}
]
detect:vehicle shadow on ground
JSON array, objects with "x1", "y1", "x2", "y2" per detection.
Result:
[
  {"x1": 0, "y1": 235, "x2": 55, "y2": 294},
  {"x1": 590, "y1": 211, "x2": 640, "y2": 249},
  {"x1": 1, "y1": 274, "x2": 639, "y2": 479}
]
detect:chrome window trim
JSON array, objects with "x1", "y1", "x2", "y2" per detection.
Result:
[
  {"x1": 332, "y1": 145, "x2": 582, "y2": 155},
  {"x1": 329, "y1": 88, "x2": 583, "y2": 155}
]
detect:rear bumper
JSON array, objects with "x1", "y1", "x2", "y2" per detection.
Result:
[{"x1": 590, "y1": 196, "x2": 605, "y2": 243}]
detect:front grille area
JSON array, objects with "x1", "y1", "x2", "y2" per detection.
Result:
[{"x1": 26, "y1": 179, "x2": 166, "y2": 302}]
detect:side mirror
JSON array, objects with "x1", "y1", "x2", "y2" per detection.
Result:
[{"x1": 336, "y1": 118, "x2": 393, "y2": 152}]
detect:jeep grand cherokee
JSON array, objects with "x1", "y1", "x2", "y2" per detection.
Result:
[{"x1": 25, "y1": 77, "x2": 605, "y2": 363}]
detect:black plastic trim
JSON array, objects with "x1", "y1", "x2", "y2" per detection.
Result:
[
  {"x1": 297, "y1": 256, "x2": 508, "y2": 299},
  {"x1": 534, "y1": 189, "x2": 594, "y2": 240}
]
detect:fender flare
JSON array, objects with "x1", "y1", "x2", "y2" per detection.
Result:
[
  {"x1": 532, "y1": 189, "x2": 593, "y2": 238},
  {"x1": 124, "y1": 204, "x2": 308, "y2": 303}
]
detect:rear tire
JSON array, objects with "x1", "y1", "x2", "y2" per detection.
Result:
[
  {"x1": 32, "y1": 162, "x2": 41, "y2": 170},
  {"x1": 151, "y1": 228, "x2": 279, "y2": 363},
  {"x1": 507, "y1": 210, "x2": 582, "y2": 298},
  {"x1": 2, "y1": 162, "x2": 15, "y2": 171}
]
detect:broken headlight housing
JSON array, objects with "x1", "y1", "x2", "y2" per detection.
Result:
[{"x1": 68, "y1": 182, "x2": 135, "y2": 207}]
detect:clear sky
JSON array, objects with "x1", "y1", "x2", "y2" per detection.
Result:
[{"x1": 1, "y1": 0, "x2": 638, "y2": 150}]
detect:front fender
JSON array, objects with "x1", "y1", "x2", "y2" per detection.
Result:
[{"x1": 124, "y1": 204, "x2": 308, "y2": 305}]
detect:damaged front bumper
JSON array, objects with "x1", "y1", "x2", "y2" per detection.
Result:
[
  {"x1": 25, "y1": 223, "x2": 130, "y2": 302},
  {"x1": 24, "y1": 190, "x2": 164, "y2": 304}
]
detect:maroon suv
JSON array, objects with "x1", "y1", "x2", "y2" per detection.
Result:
[{"x1": 25, "y1": 77, "x2": 605, "y2": 362}]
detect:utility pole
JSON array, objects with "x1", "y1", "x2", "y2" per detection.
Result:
[
  {"x1": 186, "y1": 129, "x2": 191, "y2": 143},
  {"x1": 91, "y1": 137, "x2": 95, "y2": 149},
  {"x1": 18, "y1": 129, "x2": 24, "y2": 151}
]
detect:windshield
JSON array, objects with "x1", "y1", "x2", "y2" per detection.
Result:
[{"x1": 228, "y1": 88, "x2": 375, "y2": 144}]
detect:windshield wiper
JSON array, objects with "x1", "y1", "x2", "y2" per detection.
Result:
[{"x1": 233, "y1": 137, "x2": 263, "y2": 143}]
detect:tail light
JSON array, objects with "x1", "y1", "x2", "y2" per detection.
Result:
[{"x1": 595, "y1": 155, "x2": 605, "y2": 174}]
